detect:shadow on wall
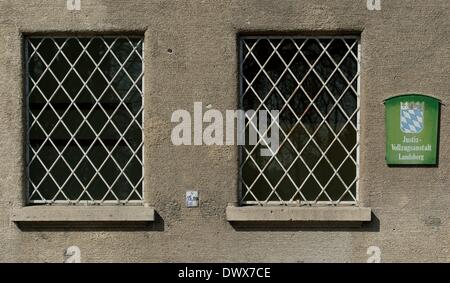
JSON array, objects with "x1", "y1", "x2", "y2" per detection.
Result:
[
  {"x1": 229, "y1": 212, "x2": 380, "y2": 232},
  {"x1": 15, "y1": 211, "x2": 165, "y2": 232}
]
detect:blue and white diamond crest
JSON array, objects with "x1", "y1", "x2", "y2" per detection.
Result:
[{"x1": 400, "y1": 102, "x2": 424, "y2": 134}]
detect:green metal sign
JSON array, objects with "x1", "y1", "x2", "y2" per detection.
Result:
[{"x1": 385, "y1": 94, "x2": 440, "y2": 165}]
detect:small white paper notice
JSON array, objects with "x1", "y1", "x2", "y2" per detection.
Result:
[
  {"x1": 186, "y1": 191, "x2": 199, "y2": 208},
  {"x1": 67, "y1": 0, "x2": 81, "y2": 11}
]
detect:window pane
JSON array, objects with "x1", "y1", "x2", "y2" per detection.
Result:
[
  {"x1": 26, "y1": 36, "x2": 144, "y2": 204},
  {"x1": 240, "y1": 37, "x2": 359, "y2": 205}
]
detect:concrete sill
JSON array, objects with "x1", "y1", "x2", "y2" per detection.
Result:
[
  {"x1": 11, "y1": 206, "x2": 155, "y2": 227},
  {"x1": 226, "y1": 206, "x2": 371, "y2": 225}
]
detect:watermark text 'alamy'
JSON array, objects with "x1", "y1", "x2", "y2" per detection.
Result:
[{"x1": 171, "y1": 102, "x2": 279, "y2": 157}]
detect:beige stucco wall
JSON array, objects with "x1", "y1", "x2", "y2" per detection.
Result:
[{"x1": 0, "y1": 0, "x2": 449, "y2": 262}]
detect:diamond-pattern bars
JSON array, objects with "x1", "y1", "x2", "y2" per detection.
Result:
[
  {"x1": 240, "y1": 36, "x2": 360, "y2": 206},
  {"x1": 26, "y1": 36, "x2": 144, "y2": 205}
]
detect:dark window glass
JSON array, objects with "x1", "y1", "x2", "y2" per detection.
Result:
[
  {"x1": 240, "y1": 37, "x2": 359, "y2": 205},
  {"x1": 26, "y1": 36, "x2": 144, "y2": 204}
]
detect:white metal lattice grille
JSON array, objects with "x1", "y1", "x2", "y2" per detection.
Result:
[
  {"x1": 26, "y1": 36, "x2": 144, "y2": 205},
  {"x1": 240, "y1": 36, "x2": 360, "y2": 206}
]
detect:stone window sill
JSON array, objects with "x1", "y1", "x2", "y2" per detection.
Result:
[
  {"x1": 226, "y1": 206, "x2": 371, "y2": 227},
  {"x1": 11, "y1": 206, "x2": 155, "y2": 227}
]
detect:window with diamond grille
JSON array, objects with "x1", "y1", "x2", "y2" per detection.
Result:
[
  {"x1": 26, "y1": 36, "x2": 144, "y2": 205},
  {"x1": 240, "y1": 36, "x2": 360, "y2": 206}
]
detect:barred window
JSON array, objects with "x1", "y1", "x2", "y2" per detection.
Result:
[
  {"x1": 26, "y1": 36, "x2": 144, "y2": 205},
  {"x1": 240, "y1": 36, "x2": 360, "y2": 206}
]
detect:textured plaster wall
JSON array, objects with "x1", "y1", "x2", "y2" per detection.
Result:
[{"x1": 0, "y1": 0, "x2": 449, "y2": 262}]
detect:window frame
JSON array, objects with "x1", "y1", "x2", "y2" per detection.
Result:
[
  {"x1": 238, "y1": 35, "x2": 361, "y2": 207},
  {"x1": 24, "y1": 35, "x2": 145, "y2": 206}
]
